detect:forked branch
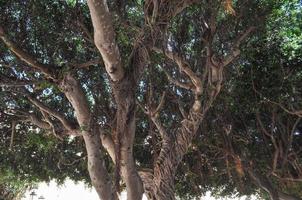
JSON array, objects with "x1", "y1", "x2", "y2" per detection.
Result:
[{"x1": 27, "y1": 95, "x2": 76, "y2": 131}]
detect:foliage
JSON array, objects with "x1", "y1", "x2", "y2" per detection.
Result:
[{"x1": 0, "y1": 0, "x2": 301, "y2": 199}]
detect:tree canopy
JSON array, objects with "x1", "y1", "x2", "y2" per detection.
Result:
[{"x1": 0, "y1": 0, "x2": 301, "y2": 200}]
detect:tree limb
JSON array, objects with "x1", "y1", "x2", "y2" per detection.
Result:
[
  {"x1": 162, "y1": 68, "x2": 194, "y2": 90},
  {"x1": 70, "y1": 58, "x2": 101, "y2": 69},
  {"x1": 222, "y1": 26, "x2": 255, "y2": 67},
  {"x1": 153, "y1": 47, "x2": 202, "y2": 95},
  {"x1": 9, "y1": 121, "x2": 16, "y2": 151},
  {"x1": 87, "y1": 0, "x2": 124, "y2": 82},
  {"x1": 0, "y1": 27, "x2": 56, "y2": 78},
  {"x1": 27, "y1": 95, "x2": 76, "y2": 131}
]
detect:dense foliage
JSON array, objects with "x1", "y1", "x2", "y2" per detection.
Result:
[{"x1": 0, "y1": 0, "x2": 301, "y2": 199}]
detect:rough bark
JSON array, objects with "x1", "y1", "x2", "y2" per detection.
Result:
[{"x1": 151, "y1": 109, "x2": 203, "y2": 200}]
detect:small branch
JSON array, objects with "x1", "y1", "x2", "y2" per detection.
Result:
[
  {"x1": 272, "y1": 173, "x2": 302, "y2": 182},
  {"x1": 100, "y1": 131, "x2": 116, "y2": 163},
  {"x1": 9, "y1": 121, "x2": 16, "y2": 151},
  {"x1": 178, "y1": 101, "x2": 188, "y2": 119},
  {"x1": 136, "y1": 100, "x2": 149, "y2": 115},
  {"x1": 70, "y1": 58, "x2": 101, "y2": 69},
  {"x1": 151, "y1": 116, "x2": 168, "y2": 139},
  {"x1": 0, "y1": 79, "x2": 39, "y2": 87},
  {"x1": 137, "y1": 95, "x2": 168, "y2": 139},
  {"x1": 282, "y1": 117, "x2": 301, "y2": 167},
  {"x1": 28, "y1": 113, "x2": 52, "y2": 130},
  {"x1": 222, "y1": 26, "x2": 255, "y2": 67},
  {"x1": 252, "y1": 80, "x2": 302, "y2": 117},
  {"x1": 163, "y1": 68, "x2": 194, "y2": 90},
  {"x1": 152, "y1": 91, "x2": 166, "y2": 117},
  {"x1": 77, "y1": 20, "x2": 94, "y2": 44},
  {"x1": 153, "y1": 47, "x2": 202, "y2": 95}
]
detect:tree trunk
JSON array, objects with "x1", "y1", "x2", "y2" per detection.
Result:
[
  {"x1": 150, "y1": 108, "x2": 203, "y2": 200},
  {"x1": 60, "y1": 73, "x2": 117, "y2": 200},
  {"x1": 84, "y1": 130, "x2": 118, "y2": 200},
  {"x1": 113, "y1": 76, "x2": 144, "y2": 200}
]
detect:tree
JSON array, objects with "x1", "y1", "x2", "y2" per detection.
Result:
[
  {"x1": 0, "y1": 0, "x2": 299, "y2": 200},
  {"x1": 176, "y1": 2, "x2": 302, "y2": 199}
]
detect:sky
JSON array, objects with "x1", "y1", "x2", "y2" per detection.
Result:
[{"x1": 21, "y1": 179, "x2": 259, "y2": 200}]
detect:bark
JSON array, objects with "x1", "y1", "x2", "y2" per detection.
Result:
[
  {"x1": 60, "y1": 73, "x2": 117, "y2": 200},
  {"x1": 87, "y1": 0, "x2": 124, "y2": 82},
  {"x1": 144, "y1": 47, "x2": 205, "y2": 200},
  {"x1": 151, "y1": 111, "x2": 203, "y2": 200},
  {"x1": 112, "y1": 76, "x2": 144, "y2": 200},
  {"x1": 88, "y1": 0, "x2": 144, "y2": 198},
  {"x1": 83, "y1": 129, "x2": 118, "y2": 200}
]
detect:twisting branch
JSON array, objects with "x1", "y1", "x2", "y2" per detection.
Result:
[
  {"x1": 137, "y1": 91, "x2": 168, "y2": 139},
  {"x1": 28, "y1": 113, "x2": 52, "y2": 130},
  {"x1": 162, "y1": 68, "x2": 194, "y2": 90},
  {"x1": 152, "y1": 91, "x2": 166, "y2": 117},
  {"x1": 87, "y1": 0, "x2": 124, "y2": 82},
  {"x1": 153, "y1": 47, "x2": 202, "y2": 95},
  {"x1": 0, "y1": 26, "x2": 56, "y2": 79}
]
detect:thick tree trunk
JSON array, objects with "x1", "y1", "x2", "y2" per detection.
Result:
[
  {"x1": 148, "y1": 108, "x2": 203, "y2": 200},
  {"x1": 60, "y1": 73, "x2": 117, "y2": 200},
  {"x1": 113, "y1": 76, "x2": 144, "y2": 200},
  {"x1": 153, "y1": 149, "x2": 176, "y2": 200},
  {"x1": 83, "y1": 130, "x2": 118, "y2": 200},
  {"x1": 87, "y1": 1, "x2": 143, "y2": 197}
]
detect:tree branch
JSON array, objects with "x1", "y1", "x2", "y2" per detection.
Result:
[
  {"x1": 153, "y1": 47, "x2": 202, "y2": 95},
  {"x1": 87, "y1": 0, "x2": 124, "y2": 82},
  {"x1": 162, "y1": 68, "x2": 194, "y2": 90},
  {"x1": 28, "y1": 113, "x2": 52, "y2": 130},
  {"x1": 27, "y1": 95, "x2": 76, "y2": 131},
  {"x1": 70, "y1": 58, "x2": 101, "y2": 69},
  {"x1": 0, "y1": 27, "x2": 56, "y2": 78},
  {"x1": 222, "y1": 26, "x2": 255, "y2": 67},
  {"x1": 100, "y1": 130, "x2": 116, "y2": 163},
  {"x1": 9, "y1": 121, "x2": 16, "y2": 151}
]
